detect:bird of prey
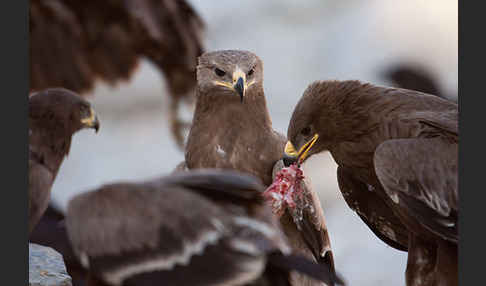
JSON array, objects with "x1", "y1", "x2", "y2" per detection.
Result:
[
  {"x1": 182, "y1": 50, "x2": 335, "y2": 286},
  {"x1": 383, "y1": 63, "x2": 457, "y2": 103},
  {"x1": 29, "y1": 88, "x2": 100, "y2": 234},
  {"x1": 65, "y1": 170, "x2": 342, "y2": 286},
  {"x1": 285, "y1": 80, "x2": 458, "y2": 286},
  {"x1": 30, "y1": 204, "x2": 88, "y2": 286},
  {"x1": 30, "y1": 0, "x2": 205, "y2": 148}
]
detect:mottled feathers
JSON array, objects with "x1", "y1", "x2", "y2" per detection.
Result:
[{"x1": 66, "y1": 170, "x2": 342, "y2": 286}]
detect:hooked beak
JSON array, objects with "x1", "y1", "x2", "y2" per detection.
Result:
[
  {"x1": 234, "y1": 77, "x2": 244, "y2": 102},
  {"x1": 80, "y1": 107, "x2": 100, "y2": 133},
  {"x1": 213, "y1": 67, "x2": 255, "y2": 103},
  {"x1": 232, "y1": 67, "x2": 247, "y2": 102},
  {"x1": 283, "y1": 134, "x2": 319, "y2": 166}
]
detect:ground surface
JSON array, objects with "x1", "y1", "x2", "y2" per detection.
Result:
[{"x1": 29, "y1": 243, "x2": 72, "y2": 286}]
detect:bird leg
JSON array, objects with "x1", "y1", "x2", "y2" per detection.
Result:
[
  {"x1": 433, "y1": 240, "x2": 458, "y2": 286},
  {"x1": 406, "y1": 234, "x2": 437, "y2": 286}
]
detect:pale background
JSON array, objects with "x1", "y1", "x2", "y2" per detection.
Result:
[{"x1": 50, "y1": 1, "x2": 458, "y2": 285}]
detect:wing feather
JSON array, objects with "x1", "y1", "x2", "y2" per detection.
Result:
[
  {"x1": 374, "y1": 138, "x2": 458, "y2": 242},
  {"x1": 30, "y1": 0, "x2": 204, "y2": 96},
  {"x1": 66, "y1": 171, "x2": 286, "y2": 285},
  {"x1": 336, "y1": 166, "x2": 409, "y2": 251}
]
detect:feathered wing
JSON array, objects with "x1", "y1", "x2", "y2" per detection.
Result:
[
  {"x1": 30, "y1": 0, "x2": 205, "y2": 147},
  {"x1": 336, "y1": 166, "x2": 409, "y2": 251},
  {"x1": 383, "y1": 64, "x2": 442, "y2": 96},
  {"x1": 66, "y1": 171, "x2": 288, "y2": 286},
  {"x1": 30, "y1": 0, "x2": 92, "y2": 92},
  {"x1": 30, "y1": 0, "x2": 204, "y2": 94},
  {"x1": 298, "y1": 180, "x2": 336, "y2": 276},
  {"x1": 164, "y1": 169, "x2": 266, "y2": 202},
  {"x1": 30, "y1": 0, "x2": 137, "y2": 93},
  {"x1": 374, "y1": 138, "x2": 458, "y2": 242}
]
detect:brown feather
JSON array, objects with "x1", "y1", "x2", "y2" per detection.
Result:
[
  {"x1": 374, "y1": 138, "x2": 458, "y2": 242},
  {"x1": 66, "y1": 170, "x2": 340, "y2": 285},
  {"x1": 383, "y1": 63, "x2": 457, "y2": 103},
  {"x1": 30, "y1": 0, "x2": 205, "y2": 147}
]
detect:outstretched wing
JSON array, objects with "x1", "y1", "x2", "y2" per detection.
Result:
[
  {"x1": 66, "y1": 171, "x2": 286, "y2": 285},
  {"x1": 30, "y1": 0, "x2": 204, "y2": 95},
  {"x1": 30, "y1": 0, "x2": 205, "y2": 147},
  {"x1": 164, "y1": 169, "x2": 265, "y2": 203},
  {"x1": 66, "y1": 182, "x2": 230, "y2": 285},
  {"x1": 374, "y1": 138, "x2": 458, "y2": 243}
]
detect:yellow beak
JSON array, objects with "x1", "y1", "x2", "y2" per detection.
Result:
[
  {"x1": 284, "y1": 134, "x2": 319, "y2": 163},
  {"x1": 212, "y1": 67, "x2": 255, "y2": 102},
  {"x1": 80, "y1": 107, "x2": 100, "y2": 132}
]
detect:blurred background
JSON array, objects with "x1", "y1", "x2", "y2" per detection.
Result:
[{"x1": 48, "y1": 1, "x2": 457, "y2": 285}]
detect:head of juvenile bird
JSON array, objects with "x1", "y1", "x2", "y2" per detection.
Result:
[
  {"x1": 29, "y1": 88, "x2": 100, "y2": 138},
  {"x1": 196, "y1": 50, "x2": 263, "y2": 103},
  {"x1": 285, "y1": 80, "x2": 373, "y2": 166}
]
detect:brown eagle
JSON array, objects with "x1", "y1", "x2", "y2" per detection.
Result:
[
  {"x1": 30, "y1": 0, "x2": 205, "y2": 147},
  {"x1": 29, "y1": 88, "x2": 99, "y2": 234},
  {"x1": 285, "y1": 80, "x2": 458, "y2": 286},
  {"x1": 180, "y1": 50, "x2": 336, "y2": 286}
]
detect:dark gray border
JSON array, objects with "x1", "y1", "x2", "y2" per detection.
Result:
[
  {"x1": 458, "y1": 1, "x2": 478, "y2": 285},
  {"x1": 2, "y1": 0, "x2": 28, "y2": 284}
]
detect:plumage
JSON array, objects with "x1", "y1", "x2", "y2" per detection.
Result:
[
  {"x1": 66, "y1": 170, "x2": 341, "y2": 286},
  {"x1": 30, "y1": 0, "x2": 205, "y2": 148},
  {"x1": 336, "y1": 167, "x2": 409, "y2": 251},
  {"x1": 286, "y1": 80, "x2": 458, "y2": 286},
  {"x1": 29, "y1": 88, "x2": 99, "y2": 234},
  {"x1": 182, "y1": 50, "x2": 336, "y2": 286}
]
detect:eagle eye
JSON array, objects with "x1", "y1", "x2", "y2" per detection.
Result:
[
  {"x1": 301, "y1": 127, "x2": 311, "y2": 136},
  {"x1": 214, "y1": 68, "x2": 226, "y2": 77}
]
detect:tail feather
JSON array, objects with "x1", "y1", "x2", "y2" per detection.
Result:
[{"x1": 268, "y1": 253, "x2": 346, "y2": 286}]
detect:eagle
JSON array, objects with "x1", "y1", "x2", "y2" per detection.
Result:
[
  {"x1": 30, "y1": 0, "x2": 205, "y2": 148},
  {"x1": 285, "y1": 80, "x2": 458, "y2": 286},
  {"x1": 29, "y1": 88, "x2": 99, "y2": 234},
  {"x1": 180, "y1": 50, "x2": 335, "y2": 286}
]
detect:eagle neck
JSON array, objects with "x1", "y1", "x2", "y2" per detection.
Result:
[{"x1": 29, "y1": 128, "x2": 72, "y2": 175}]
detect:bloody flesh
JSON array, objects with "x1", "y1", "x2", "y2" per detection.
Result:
[{"x1": 263, "y1": 163, "x2": 306, "y2": 216}]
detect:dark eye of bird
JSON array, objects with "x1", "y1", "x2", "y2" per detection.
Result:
[
  {"x1": 214, "y1": 68, "x2": 226, "y2": 77},
  {"x1": 79, "y1": 104, "x2": 89, "y2": 115},
  {"x1": 301, "y1": 127, "x2": 311, "y2": 136},
  {"x1": 247, "y1": 68, "x2": 254, "y2": 76}
]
